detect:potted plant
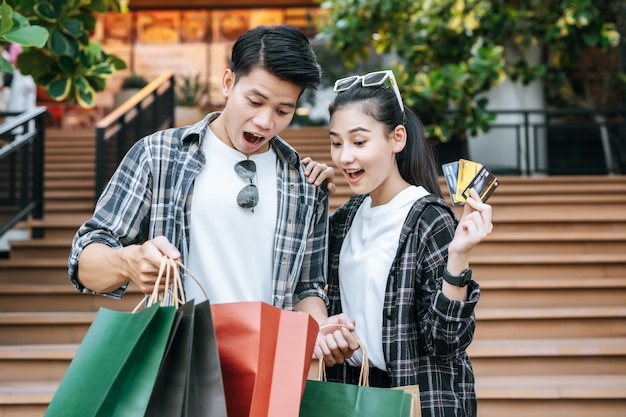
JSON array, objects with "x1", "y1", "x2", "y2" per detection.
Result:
[
  {"x1": 175, "y1": 74, "x2": 209, "y2": 126},
  {"x1": 2, "y1": 0, "x2": 127, "y2": 109},
  {"x1": 114, "y1": 73, "x2": 149, "y2": 107},
  {"x1": 317, "y1": 0, "x2": 623, "y2": 172}
]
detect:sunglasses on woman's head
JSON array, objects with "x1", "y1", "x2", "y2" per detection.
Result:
[
  {"x1": 234, "y1": 159, "x2": 258, "y2": 212},
  {"x1": 333, "y1": 70, "x2": 405, "y2": 114}
]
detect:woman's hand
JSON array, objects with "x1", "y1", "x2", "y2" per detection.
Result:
[
  {"x1": 302, "y1": 156, "x2": 336, "y2": 194},
  {"x1": 314, "y1": 314, "x2": 360, "y2": 366},
  {"x1": 446, "y1": 187, "x2": 493, "y2": 274}
]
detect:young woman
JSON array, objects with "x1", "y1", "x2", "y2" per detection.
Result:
[{"x1": 319, "y1": 70, "x2": 493, "y2": 417}]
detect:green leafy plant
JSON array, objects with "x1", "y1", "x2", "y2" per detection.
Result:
[
  {"x1": 1, "y1": 0, "x2": 127, "y2": 108},
  {"x1": 0, "y1": 0, "x2": 49, "y2": 73},
  {"x1": 121, "y1": 74, "x2": 149, "y2": 90},
  {"x1": 317, "y1": 0, "x2": 623, "y2": 143},
  {"x1": 176, "y1": 74, "x2": 208, "y2": 107}
]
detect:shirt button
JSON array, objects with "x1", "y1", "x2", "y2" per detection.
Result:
[
  {"x1": 290, "y1": 183, "x2": 295, "y2": 190},
  {"x1": 282, "y1": 256, "x2": 287, "y2": 263},
  {"x1": 287, "y1": 218, "x2": 292, "y2": 225}
]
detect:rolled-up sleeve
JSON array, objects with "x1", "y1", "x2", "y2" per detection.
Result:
[{"x1": 68, "y1": 140, "x2": 153, "y2": 299}]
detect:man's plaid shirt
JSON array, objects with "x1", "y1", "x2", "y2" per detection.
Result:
[{"x1": 68, "y1": 113, "x2": 329, "y2": 310}]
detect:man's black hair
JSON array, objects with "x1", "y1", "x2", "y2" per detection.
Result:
[{"x1": 230, "y1": 24, "x2": 322, "y2": 92}]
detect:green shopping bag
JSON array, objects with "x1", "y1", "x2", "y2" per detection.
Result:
[
  {"x1": 45, "y1": 302, "x2": 177, "y2": 417},
  {"x1": 299, "y1": 324, "x2": 413, "y2": 417},
  {"x1": 299, "y1": 379, "x2": 412, "y2": 417}
]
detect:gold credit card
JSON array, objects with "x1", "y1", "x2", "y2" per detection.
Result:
[
  {"x1": 442, "y1": 159, "x2": 499, "y2": 205},
  {"x1": 455, "y1": 159, "x2": 483, "y2": 204}
]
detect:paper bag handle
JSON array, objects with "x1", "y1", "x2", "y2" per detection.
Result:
[
  {"x1": 318, "y1": 323, "x2": 370, "y2": 386},
  {"x1": 133, "y1": 256, "x2": 209, "y2": 312}
]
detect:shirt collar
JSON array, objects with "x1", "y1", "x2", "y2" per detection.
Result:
[{"x1": 182, "y1": 111, "x2": 301, "y2": 169}]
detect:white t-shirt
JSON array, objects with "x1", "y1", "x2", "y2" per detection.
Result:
[
  {"x1": 340, "y1": 185, "x2": 429, "y2": 369},
  {"x1": 185, "y1": 128, "x2": 278, "y2": 305}
]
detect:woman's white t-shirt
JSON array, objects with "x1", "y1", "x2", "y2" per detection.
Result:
[{"x1": 340, "y1": 185, "x2": 429, "y2": 370}]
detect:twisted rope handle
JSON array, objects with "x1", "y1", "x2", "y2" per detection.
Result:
[
  {"x1": 133, "y1": 256, "x2": 209, "y2": 312},
  {"x1": 318, "y1": 323, "x2": 369, "y2": 386}
]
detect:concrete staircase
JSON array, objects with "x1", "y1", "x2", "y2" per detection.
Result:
[{"x1": 0, "y1": 126, "x2": 625, "y2": 416}]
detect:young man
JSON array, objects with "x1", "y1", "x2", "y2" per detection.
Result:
[{"x1": 68, "y1": 24, "x2": 357, "y2": 363}]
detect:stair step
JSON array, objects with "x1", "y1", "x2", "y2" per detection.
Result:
[
  {"x1": 45, "y1": 179, "x2": 95, "y2": 190},
  {"x1": 0, "y1": 344, "x2": 75, "y2": 382},
  {"x1": 0, "y1": 283, "x2": 144, "y2": 312},
  {"x1": 474, "y1": 239, "x2": 626, "y2": 255},
  {"x1": 0, "y1": 381, "x2": 55, "y2": 405},
  {"x1": 478, "y1": 285, "x2": 626, "y2": 308},
  {"x1": 2, "y1": 305, "x2": 624, "y2": 344},
  {"x1": 469, "y1": 338, "x2": 626, "y2": 375},
  {"x1": 45, "y1": 190, "x2": 94, "y2": 200},
  {"x1": 3, "y1": 377, "x2": 624, "y2": 417},
  {"x1": 45, "y1": 170, "x2": 94, "y2": 180},
  {"x1": 44, "y1": 162, "x2": 95, "y2": 172},
  {"x1": 475, "y1": 306, "x2": 626, "y2": 339},
  {"x1": 5, "y1": 240, "x2": 72, "y2": 260},
  {"x1": 0, "y1": 311, "x2": 95, "y2": 344},
  {"x1": 476, "y1": 374, "x2": 626, "y2": 399},
  {"x1": 471, "y1": 252, "x2": 626, "y2": 279},
  {"x1": 44, "y1": 201, "x2": 96, "y2": 213},
  {"x1": 45, "y1": 150, "x2": 96, "y2": 165}
]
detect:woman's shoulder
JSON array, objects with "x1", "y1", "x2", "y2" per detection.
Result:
[{"x1": 406, "y1": 194, "x2": 458, "y2": 229}]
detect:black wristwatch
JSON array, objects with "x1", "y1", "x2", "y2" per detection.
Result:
[{"x1": 443, "y1": 267, "x2": 472, "y2": 287}]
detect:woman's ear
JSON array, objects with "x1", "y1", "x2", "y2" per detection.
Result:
[{"x1": 391, "y1": 124, "x2": 407, "y2": 153}]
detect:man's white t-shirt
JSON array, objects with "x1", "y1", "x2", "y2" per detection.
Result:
[{"x1": 185, "y1": 128, "x2": 278, "y2": 304}]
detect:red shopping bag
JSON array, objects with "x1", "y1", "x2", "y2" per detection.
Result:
[{"x1": 212, "y1": 302, "x2": 319, "y2": 417}]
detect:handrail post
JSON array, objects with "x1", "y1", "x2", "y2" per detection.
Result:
[{"x1": 31, "y1": 114, "x2": 45, "y2": 238}]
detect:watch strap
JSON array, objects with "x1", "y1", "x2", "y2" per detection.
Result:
[{"x1": 443, "y1": 267, "x2": 472, "y2": 287}]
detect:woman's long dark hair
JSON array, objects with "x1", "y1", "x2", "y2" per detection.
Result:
[{"x1": 328, "y1": 82, "x2": 443, "y2": 198}]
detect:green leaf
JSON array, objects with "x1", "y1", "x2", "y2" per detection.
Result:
[
  {"x1": 88, "y1": 63, "x2": 115, "y2": 78},
  {"x1": 73, "y1": 74, "x2": 89, "y2": 91},
  {"x1": 0, "y1": 0, "x2": 14, "y2": 35},
  {"x1": 46, "y1": 76, "x2": 71, "y2": 101},
  {"x1": 108, "y1": 55, "x2": 127, "y2": 70},
  {"x1": 0, "y1": 56, "x2": 13, "y2": 73},
  {"x1": 62, "y1": 18, "x2": 83, "y2": 38},
  {"x1": 33, "y1": 1, "x2": 57, "y2": 22},
  {"x1": 87, "y1": 0, "x2": 112, "y2": 13},
  {"x1": 75, "y1": 82, "x2": 96, "y2": 108},
  {"x1": 49, "y1": 29, "x2": 71, "y2": 55},
  {"x1": 16, "y1": 50, "x2": 52, "y2": 78},
  {"x1": 3, "y1": 25, "x2": 49, "y2": 47},
  {"x1": 57, "y1": 55, "x2": 77, "y2": 73},
  {"x1": 86, "y1": 75, "x2": 106, "y2": 92}
]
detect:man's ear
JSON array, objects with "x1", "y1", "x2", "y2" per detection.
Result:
[
  {"x1": 391, "y1": 124, "x2": 407, "y2": 153},
  {"x1": 222, "y1": 69, "x2": 235, "y2": 97}
]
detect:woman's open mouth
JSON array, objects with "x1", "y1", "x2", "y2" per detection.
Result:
[{"x1": 344, "y1": 168, "x2": 364, "y2": 184}]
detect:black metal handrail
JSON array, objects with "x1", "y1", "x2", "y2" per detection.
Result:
[
  {"x1": 0, "y1": 107, "x2": 47, "y2": 239},
  {"x1": 94, "y1": 72, "x2": 175, "y2": 199},
  {"x1": 458, "y1": 107, "x2": 626, "y2": 176}
]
